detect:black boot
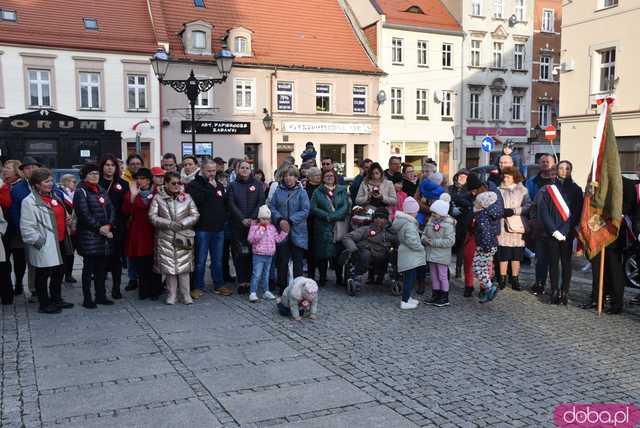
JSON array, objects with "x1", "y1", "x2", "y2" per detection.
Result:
[
  {"x1": 549, "y1": 287, "x2": 560, "y2": 305},
  {"x1": 112, "y1": 281, "x2": 122, "y2": 299},
  {"x1": 498, "y1": 275, "x2": 507, "y2": 290},
  {"x1": 416, "y1": 278, "x2": 426, "y2": 295},
  {"x1": 529, "y1": 281, "x2": 545, "y2": 295},
  {"x1": 125, "y1": 279, "x2": 138, "y2": 291},
  {"x1": 434, "y1": 291, "x2": 450, "y2": 307},
  {"x1": 424, "y1": 290, "x2": 440, "y2": 305},
  {"x1": 39, "y1": 304, "x2": 62, "y2": 314},
  {"x1": 14, "y1": 283, "x2": 23, "y2": 296},
  {"x1": 510, "y1": 276, "x2": 521, "y2": 291},
  {"x1": 463, "y1": 287, "x2": 473, "y2": 297}
]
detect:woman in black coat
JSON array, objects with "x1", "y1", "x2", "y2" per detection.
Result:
[
  {"x1": 74, "y1": 163, "x2": 116, "y2": 309},
  {"x1": 228, "y1": 161, "x2": 265, "y2": 293},
  {"x1": 448, "y1": 169, "x2": 472, "y2": 278},
  {"x1": 98, "y1": 154, "x2": 129, "y2": 299}
]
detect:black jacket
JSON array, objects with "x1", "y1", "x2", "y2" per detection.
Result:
[
  {"x1": 186, "y1": 174, "x2": 227, "y2": 232},
  {"x1": 99, "y1": 176, "x2": 129, "y2": 242},
  {"x1": 228, "y1": 176, "x2": 265, "y2": 240},
  {"x1": 557, "y1": 177, "x2": 584, "y2": 233},
  {"x1": 536, "y1": 181, "x2": 576, "y2": 238},
  {"x1": 73, "y1": 182, "x2": 116, "y2": 256}
]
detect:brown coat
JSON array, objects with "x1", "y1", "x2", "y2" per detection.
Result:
[{"x1": 497, "y1": 183, "x2": 530, "y2": 247}]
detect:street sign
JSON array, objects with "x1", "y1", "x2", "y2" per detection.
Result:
[
  {"x1": 545, "y1": 125, "x2": 557, "y2": 141},
  {"x1": 481, "y1": 135, "x2": 495, "y2": 153}
]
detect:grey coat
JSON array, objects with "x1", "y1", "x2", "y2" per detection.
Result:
[
  {"x1": 422, "y1": 216, "x2": 456, "y2": 265},
  {"x1": 391, "y1": 211, "x2": 426, "y2": 272},
  {"x1": 149, "y1": 190, "x2": 200, "y2": 275},
  {"x1": 20, "y1": 192, "x2": 63, "y2": 268},
  {"x1": 0, "y1": 208, "x2": 7, "y2": 262}
]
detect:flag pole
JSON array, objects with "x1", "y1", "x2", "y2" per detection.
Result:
[{"x1": 597, "y1": 248, "x2": 605, "y2": 315}]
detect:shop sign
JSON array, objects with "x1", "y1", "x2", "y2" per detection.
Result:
[
  {"x1": 182, "y1": 121, "x2": 251, "y2": 135},
  {"x1": 282, "y1": 121, "x2": 372, "y2": 134}
]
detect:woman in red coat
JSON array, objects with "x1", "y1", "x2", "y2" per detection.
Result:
[{"x1": 122, "y1": 168, "x2": 158, "y2": 299}]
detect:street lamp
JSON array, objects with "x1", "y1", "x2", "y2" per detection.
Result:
[
  {"x1": 262, "y1": 108, "x2": 273, "y2": 130},
  {"x1": 150, "y1": 47, "x2": 234, "y2": 155}
]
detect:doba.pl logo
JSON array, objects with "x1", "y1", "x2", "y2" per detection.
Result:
[{"x1": 554, "y1": 404, "x2": 640, "y2": 427}]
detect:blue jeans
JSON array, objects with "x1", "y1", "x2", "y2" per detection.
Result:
[
  {"x1": 127, "y1": 256, "x2": 137, "y2": 281},
  {"x1": 195, "y1": 230, "x2": 225, "y2": 290},
  {"x1": 402, "y1": 268, "x2": 417, "y2": 303},
  {"x1": 250, "y1": 254, "x2": 272, "y2": 294}
]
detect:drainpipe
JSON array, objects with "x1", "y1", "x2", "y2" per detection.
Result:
[
  {"x1": 269, "y1": 67, "x2": 277, "y2": 178},
  {"x1": 458, "y1": 32, "x2": 466, "y2": 172}
]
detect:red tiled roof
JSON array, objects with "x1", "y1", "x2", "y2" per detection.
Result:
[
  {"x1": 0, "y1": 0, "x2": 158, "y2": 54},
  {"x1": 373, "y1": 0, "x2": 462, "y2": 31},
  {"x1": 157, "y1": 0, "x2": 380, "y2": 74}
]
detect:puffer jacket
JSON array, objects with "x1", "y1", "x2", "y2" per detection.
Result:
[
  {"x1": 19, "y1": 192, "x2": 63, "y2": 268},
  {"x1": 228, "y1": 176, "x2": 265, "y2": 241},
  {"x1": 422, "y1": 216, "x2": 456, "y2": 265},
  {"x1": 247, "y1": 223, "x2": 288, "y2": 256},
  {"x1": 341, "y1": 222, "x2": 397, "y2": 260},
  {"x1": 473, "y1": 192, "x2": 503, "y2": 251},
  {"x1": 269, "y1": 182, "x2": 310, "y2": 249},
  {"x1": 74, "y1": 182, "x2": 115, "y2": 257},
  {"x1": 355, "y1": 179, "x2": 396, "y2": 212},
  {"x1": 391, "y1": 211, "x2": 426, "y2": 272},
  {"x1": 99, "y1": 176, "x2": 129, "y2": 242},
  {"x1": 148, "y1": 189, "x2": 200, "y2": 275}
]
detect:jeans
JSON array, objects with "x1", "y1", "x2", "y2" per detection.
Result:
[
  {"x1": 402, "y1": 267, "x2": 417, "y2": 303},
  {"x1": 195, "y1": 230, "x2": 225, "y2": 290},
  {"x1": 127, "y1": 256, "x2": 138, "y2": 281},
  {"x1": 535, "y1": 239, "x2": 549, "y2": 284},
  {"x1": 250, "y1": 254, "x2": 272, "y2": 294}
]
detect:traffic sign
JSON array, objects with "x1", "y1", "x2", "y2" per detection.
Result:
[
  {"x1": 481, "y1": 136, "x2": 495, "y2": 153},
  {"x1": 545, "y1": 125, "x2": 557, "y2": 141}
]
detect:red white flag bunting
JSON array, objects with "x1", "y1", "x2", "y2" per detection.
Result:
[{"x1": 547, "y1": 184, "x2": 570, "y2": 222}]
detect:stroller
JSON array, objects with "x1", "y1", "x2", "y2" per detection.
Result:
[{"x1": 340, "y1": 247, "x2": 402, "y2": 297}]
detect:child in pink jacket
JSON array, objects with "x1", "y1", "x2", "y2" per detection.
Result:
[
  {"x1": 390, "y1": 174, "x2": 408, "y2": 221},
  {"x1": 247, "y1": 205, "x2": 288, "y2": 302}
]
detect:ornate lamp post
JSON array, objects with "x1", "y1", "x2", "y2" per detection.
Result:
[{"x1": 151, "y1": 47, "x2": 234, "y2": 155}]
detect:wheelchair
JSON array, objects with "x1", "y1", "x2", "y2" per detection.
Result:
[{"x1": 340, "y1": 247, "x2": 402, "y2": 297}]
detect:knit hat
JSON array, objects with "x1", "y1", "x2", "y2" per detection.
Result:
[
  {"x1": 258, "y1": 204, "x2": 271, "y2": 219},
  {"x1": 428, "y1": 172, "x2": 443, "y2": 186},
  {"x1": 302, "y1": 280, "x2": 318, "y2": 302},
  {"x1": 465, "y1": 173, "x2": 483, "y2": 191},
  {"x1": 430, "y1": 193, "x2": 451, "y2": 217},
  {"x1": 372, "y1": 207, "x2": 389, "y2": 220},
  {"x1": 402, "y1": 196, "x2": 420, "y2": 214},
  {"x1": 475, "y1": 191, "x2": 497, "y2": 209},
  {"x1": 150, "y1": 166, "x2": 165, "y2": 177}
]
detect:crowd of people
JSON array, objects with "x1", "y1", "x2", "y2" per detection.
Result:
[{"x1": 0, "y1": 141, "x2": 638, "y2": 318}]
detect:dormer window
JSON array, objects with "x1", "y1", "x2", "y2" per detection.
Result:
[
  {"x1": 234, "y1": 36, "x2": 248, "y2": 54},
  {"x1": 194, "y1": 0, "x2": 205, "y2": 7},
  {"x1": 1, "y1": 9, "x2": 16, "y2": 21},
  {"x1": 228, "y1": 27, "x2": 253, "y2": 57},
  {"x1": 83, "y1": 18, "x2": 98, "y2": 30},
  {"x1": 405, "y1": 6, "x2": 424, "y2": 14},
  {"x1": 192, "y1": 30, "x2": 206, "y2": 49}
]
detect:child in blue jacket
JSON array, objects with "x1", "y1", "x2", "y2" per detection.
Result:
[{"x1": 472, "y1": 190, "x2": 503, "y2": 303}]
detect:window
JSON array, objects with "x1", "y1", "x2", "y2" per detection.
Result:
[
  {"x1": 470, "y1": 93, "x2": 481, "y2": 119},
  {"x1": 0, "y1": 9, "x2": 16, "y2": 21},
  {"x1": 234, "y1": 36, "x2": 248, "y2": 54},
  {"x1": 514, "y1": 44, "x2": 525, "y2": 70},
  {"x1": 494, "y1": 0, "x2": 503, "y2": 18},
  {"x1": 539, "y1": 55, "x2": 551, "y2": 80},
  {"x1": 491, "y1": 94, "x2": 502, "y2": 120},
  {"x1": 417, "y1": 40, "x2": 429, "y2": 67},
  {"x1": 493, "y1": 42, "x2": 503, "y2": 68},
  {"x1": 392, "y1": 38, "x2": 404, "y2": 64},
  {"x1": 28, "y1": 69, "x2": 51, "y2": 107},
  {"x1": 603, "y1": 0, "x2": 618, "y2": 7},
  {"x1": 472, "y1": 0, "x2": 482, "y2": 16},
  {"x1": 441, "y1": 91, "x2": 453, "y2": 118},
  {"x1": 391, "y1": 88, "x2": 403, "y2": 117},
  {"x1": 515, "y1": 0, "x2": 525, "y2": 21},
  {"x1": 276, "y1": 81, "x2": 294, "y2": 111},
  {"x1": 471, "y1": 40, "x2": 481, "y2": 67},
  {"x1": 442, "y1": 43, "x2": 452, "y2": 68},
  {"x1": 406, "y1": 5, "x2": 424, "y2": 13},
  {"x1": 542, "y1": 9, "x2": 554, "y2": 32},
  {"x1": 539, "y1": 103, "x2": 550, "y2": 126},
  {"x1": 127, "y1": 75, "x2": 147, "y2": 111},
  {"x1": 599, "y1": 48, "x2": 616, "y2": 92},
  {"x1": 195, "y1": 86, "x2": 212, "y2": 108},
  {"x1": 235, "y1": 79, "x2": 255, "y2": 111},
  {"x1": 353, "y1": 85, "x2": 367, "y2": 114},
  {"x1": 79, "y1": 72, "x2": 100, "y2": 109},
  {"x1": 512, "y1": 95, "x2": 523, "y2": 120},
  {"x1": 315, "y1": 83, "x2": 332, "y2": 113},
  {"x1": 416, "y1": 89, "x2": 429, "y2": 118},
  {"x1": 192, "y1": 30, "x2": 206, "y2": 49},
  {"x1": 194, "y1": 0, "x2": 206, "y2": 7},
  {"x1": 83, "y1": 18, "x2": 98, "y2": 30}
]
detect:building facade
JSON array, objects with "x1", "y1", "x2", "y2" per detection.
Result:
[
  {"x1": 559, "y1": 0, "x2": 638, "y2": 187},
  {"x1": 152, "y1": 0, "x2": 381, "y2": 177},
  {"x1": 346, "y1": 0, "x2": 463, "y2": 177},
  {"x1": 442, "y1": 0, "x2": 535, "y2": 168},
  {"x1": 529, "y1": 0, "x2": 561, "y2": 161},
  {"x1": 0, "y1": 3, "x2": 161, "y2": 167}
]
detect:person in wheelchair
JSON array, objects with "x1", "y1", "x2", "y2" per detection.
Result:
[{"x1": 341, "y1": 208, "x2": 398, "y2": 291}]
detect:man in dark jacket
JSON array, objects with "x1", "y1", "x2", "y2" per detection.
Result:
[
  {"x1": 384, "y1": 156, "x2": 402, "y2": 181},
  {"x1": 321, "y1": 157, "x2": 345, "y2": 185},
  {"x1": 186, "y1": 159, "x2": 231, "y2": 298},
  {"x1": 304, "y1": 167, "x2": 322, "y2": 280},
  {"x1": 228, "y1": 161, "x2": 265, "y2": 292}
]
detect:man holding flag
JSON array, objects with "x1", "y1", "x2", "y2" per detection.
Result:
[{"x1": 577, "y1": 97, "x2": 624, "y2": 315}]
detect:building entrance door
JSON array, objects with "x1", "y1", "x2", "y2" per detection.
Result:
[{"x1": 24, "y1": 139, "x2": 58, "y2": 169}]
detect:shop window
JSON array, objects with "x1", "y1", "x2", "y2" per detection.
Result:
[{"x1": 466, "y1": 147, "x2": 480, "y2": 169}]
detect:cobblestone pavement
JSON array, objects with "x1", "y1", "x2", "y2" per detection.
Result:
[{"x1": 1, "y1": 261, "x2": 639, "y2": 428}]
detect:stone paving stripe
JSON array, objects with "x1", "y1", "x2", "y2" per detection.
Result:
[
  {"x1": 40, "y1": 375, "x2": 194, "y2": 422},
  {"x1": 218, "y1": 379, "x2": 372, "y2": 424},
  {"x1": 33, "y1": 337, "x2": 158, "y2": 367},
  {"x1": 36, "y1": 355, "x2": 174, "y2": 390},
  {"x1": 272, "y1": 405, "x2": 419, "y2": 427},
  {"x1": 160, "y1": 325, "x2": 268, "y2": 348},
  {"x1": 197, "y1": 358, "x2": 331, "y2": 393}
]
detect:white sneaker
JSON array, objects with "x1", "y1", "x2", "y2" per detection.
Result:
[
  {"x1": 249, "y1": 292, "x2": 258, "y2": 302},
  {"x1": 400, "y1": 301, "x2": 418, "y2": 310},
  {"x1": 263, "y1": 291, "x2": 276, "y2": 300},
  {"x1": 408, "y1": 297, "x2": 420, "y2": 306}
]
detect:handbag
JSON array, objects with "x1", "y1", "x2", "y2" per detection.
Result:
[
  {"x1": 504, "y1": 216, "x2": 526, "y2": 234},
  {"x1": 326, "y1": 190, "x2": 348, "y2": 243}
]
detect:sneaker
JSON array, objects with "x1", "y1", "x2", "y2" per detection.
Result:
[
  {"x1": 408, "y1": 297, "x2": 420, "y2": 306},
  {"x1": 479, "y1": 286, "x2": 497, "y2": 304},
  {"x1": 249, "y1": 292, "x2": 258, "y2": 302},
  {"x1": 263, "y1": 291, "x2": 276, "y2": 300},
  {"x1": 433, "y1": 292, "x2": 450, "y2": 307},
  {"x1": 400, "y1": 300, "x2": 418, "y2": 310}
]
